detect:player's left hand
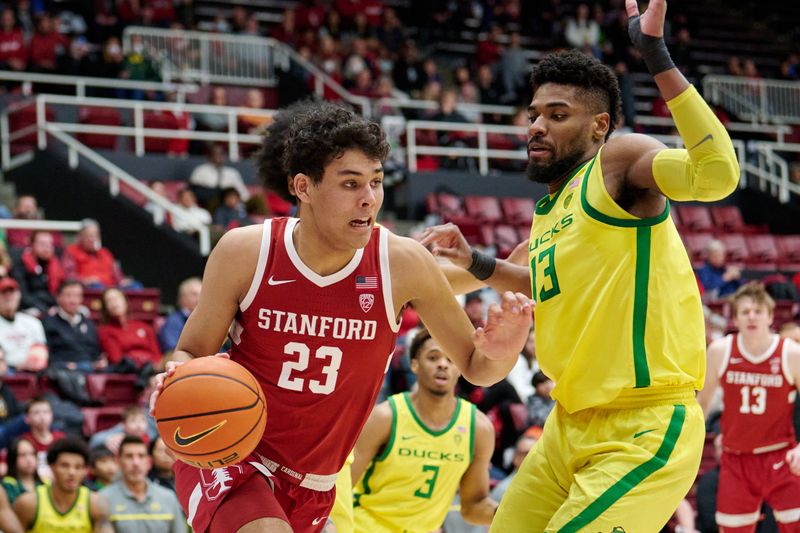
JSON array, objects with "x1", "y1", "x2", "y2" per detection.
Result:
[
  {"x1": 786, "y1": 445, "x2": 800, "y2": 476},
  {"x1": 473, "y1": 291, "x2": 533, "y2": 360},
  {"x1": 625, "y1": 0, "x2": 666, "y2": 38}
]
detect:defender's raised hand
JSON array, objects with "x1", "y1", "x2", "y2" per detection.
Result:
[
  {"x1": 472, "y1": 291, "x2": 533, "y2": 361},
  {"x1": 418, "y1": 223, "x2": 474, "y2": 269},
  {"x1": 626, "y1": 0, "x2": 675, "y2": 76},
  {"x1": 625, "y1": 0, "x2": 666, "y2": 37}
]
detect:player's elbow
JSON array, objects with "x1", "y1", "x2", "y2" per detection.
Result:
[
  {"x1": 694, "y1": 156, "x2": 740, "y2": 202},
  {"x1": 460, "y1": 501, "x2": 494, "y2": 526}
]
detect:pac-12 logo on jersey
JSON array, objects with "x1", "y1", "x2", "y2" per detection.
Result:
[{"x1": 359, "y1": 294, "x2": 374, "y2": 313}]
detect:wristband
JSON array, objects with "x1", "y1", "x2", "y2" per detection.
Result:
[
  {"x1": 628, "y1": 15, "x2": 675, "y2": 76},
  {"x1": 467, "y1": 249, "x2": 496, "y2": 281}
]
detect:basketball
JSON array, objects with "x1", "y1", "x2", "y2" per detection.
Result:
[{"x1": 154, "y1": 356, "x2": 267, "y2": 468}]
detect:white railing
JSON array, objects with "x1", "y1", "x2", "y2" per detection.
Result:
[
  {"x1": 749, "y1": 142, "x2": 800, "y2": 203},
  {"x1": 121, "y1": 26, "x2": 372, "y2": 117},
  {"x1": 0, "y1": 70, "x2": 199, "y2": 101},
  {"x1": 14, "y1": 93, "x2": 273, "y2": 162},
  {"x1": 703, "y1": 75, "x2": 800, "y2": 125},
  {"x1": 0, "y1": 219, "x2": 84, "y2": 232},
  {"x1": 374, "y1": 98, "x2": 517, "y2": 119},
  {"x1": 45, "y1": 125, "x2": 212, "y2": 255},
  {"x1": 635, "y1": 115, "x2": 792, "y2": 142}
]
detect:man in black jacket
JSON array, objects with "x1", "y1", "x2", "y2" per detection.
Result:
[{"x1": 42, "y1": 280, "x2": 103, "y2": 373}]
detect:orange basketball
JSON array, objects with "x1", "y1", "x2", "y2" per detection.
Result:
[{"x1": 154, "y1": 357, "x2": 266, "y2": 468}]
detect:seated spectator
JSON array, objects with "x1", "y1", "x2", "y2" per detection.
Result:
[
  {"x1": 143, "y1": 180, "x2": 167, "y2": 226},
  {"x1": 172, "y1": 189, "x2": 212, "y2": 234},
  {"x1": 57, "y1": 36, "x2": 96, "y2": 77},
  {"x1": 11, "y1": 231, "x2": 64, "y2": 317},
  {"x1": 0, "y1": 276, "x2": 48, "y2": 372},
  {"x1": 565, "y1": 3, "x2": 601, "y2": 58},
  {"x1": 28, "y1": 13, "x2": 68, "y2": 74},
  {"x1": 491, "y1": 427, "x2": 540, "y2": 502},
  {"x1": 238, "y1": 89, "x2": 271, "y2": 135},
  {"x1": 158, "y1": 277, "x2": 200, "y2": 354},
  {"x1": 121, "y1": 34, "x2": 161, "y2": 100},
  {"x1": 195, "y1": 86, "x2": 229, "y2": 133},
  {"x1": 89, "y1": 406, "x2": 148, "y2": 454},
  {"x1": 21, "y1": 396, "x2": 65, "y2": 482},
  {"x1": 43, "y1": 280, "x2": 104, "y2": 373},
  {"x1": 213, "y1": 187, "x2": 253, "y2": 230},
  {"x1": 527, "y1": 371, "x2": 555, "y2": 427},
  {"x1": 97, "y1": 288, "x2": 162, "y2": 371},
  {"x1": 85, "y1": 445, "x2": 118, "y2": 491},
  {"x1": 0, "y1": 8, "x2": 27, "y2": 73},
  {"x1": 188, "y1": 144, "x2": 250, "y2": 210},
  {"x1": 2, "y1": 437, "x2": 42, "y2": 504},
  {"x1": 430, "y1": 88, "x2": 470, "y2": 148},
  {"x1": 6, "y1": 195, "x2": 54, "y2": 251},
  {"x1": 100, "y1": 436, "x2": 185, "y2": 531},
  {"x1": 63, "y1": 219, "x2": 140, "y2": 290},
  {"x1": 147, "y1": 436, "x2": 176, "y2": 492},
  {"x1": 696, "y1": 239, "x2": 742, "y2": 300}
]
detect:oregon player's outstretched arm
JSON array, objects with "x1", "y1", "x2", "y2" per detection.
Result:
[
  {"x1": 601, "y1": 0, "x2": 739, "y2": 208},
  {"x1": 696, "y1": 337, "x2": 726, "y2": 418},
  {"x1": 782, "y1": 339, "x2": 800, "y2": 475},
  {"x1": 89, "y1": 493, "x2": 114, "y2": 533},
  {"x1": 391, "y1": 234, "x2": 532, "y2": 387},
  {"x1": 350, "y1": 402, "x2": 393, "y2": 485},
  {"x1": 458, "y1": 410, "x2": 498, "y2": 525}
]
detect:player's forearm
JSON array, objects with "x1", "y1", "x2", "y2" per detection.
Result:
[
  {"x1": 463, "y1": 350, "x2": 519, "y2": 387},
  {"x1": 440, "y1": 263, "x2": 486, "y2": 295},
  {"x1": 460, "y1": 497, "x2": 498, "y2": 526}
]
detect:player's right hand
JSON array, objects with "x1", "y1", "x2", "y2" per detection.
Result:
[
  {"x1": 148, "y1": 352, "x2": 230, "y2": 416},
  {"x1": 417, "y1": 223, "x2": 473, "y2": 269}
]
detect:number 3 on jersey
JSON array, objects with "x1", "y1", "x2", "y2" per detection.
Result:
[
  {"x1": 532, "y1": 244, "x2": 561, "y2": 302},
  {"x1": 278, "y1": 341, "x2": 342, "y2": 395}
]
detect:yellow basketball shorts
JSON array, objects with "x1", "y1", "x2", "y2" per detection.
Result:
[
  {"x1": 491, "y1": 385, "x2": 705, "y2": 533},
  {"x1": 330, "y1": 452, "x2": 355, "y2": 533}
]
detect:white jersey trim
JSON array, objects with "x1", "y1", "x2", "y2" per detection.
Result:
[
  {"x1": 718, "y1": 334, "x2": 735, "y2": 378},
  {"x1": 379, "y1": 226, "x2": 401, "y2": 333},
  {"x1": 240, "y1": 219, "x2": 272, "y2": 313},
  {"x1": 773, "y1": 507, "x2": 800, "y2": 524},
  {"x1": 716, "y1": 510, "x2": 761, "y2": 527},
  {"x1": 737, "y1": 333, "x2": 780, "y2": 365},
  {"x1": 782, "y1": 338, "x2": 795, "y2": 387},
  {"x1": 186, "y1": 482, "x2": 202, "y2": 528},
  {"x1": 284, "y1": 218, "x2": 364, "y2": 287}
]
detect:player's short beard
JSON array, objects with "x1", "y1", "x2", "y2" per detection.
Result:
[{"x1": 526, "y1": 145, "x2": 586, "y2": 185}]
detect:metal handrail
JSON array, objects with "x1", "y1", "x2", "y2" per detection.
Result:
[
  {"x1": 703, "y1": 75, "x2": 800, "y2": 125},
  {"x1": 0, "y1": 219, "x2": 84, "y2": 232},
  {"x1": 635, "y1": 115, "x2": 791, "y2": 142}
]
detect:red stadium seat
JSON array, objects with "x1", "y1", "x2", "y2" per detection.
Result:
[
  {"x1": 500, "y1": 197, "x2": 536, "y2": 225},
  {"x1": 86, "y1": 373, "x2": 140, "y2": 407},
  {"x1": 464, "y1": 195, "x2": 503, "y2": 224},
  {"x1": 1, "y1": 373, "x2": 38, "y2": 401},
  {"x1": 777, "y1": 235, "x2": 800, "y2": 263},
  {"x1": 8, "y1": 104, "x2": 56, "y2": 153},
  {"x1": 77, "y1": 107, "x2": 122, "y2": 150},
  {"x1": 84, "y1": 288, "x2": 160, "y2": 325},
  {"x1": 143, "y1": 111, "x2": 179, "y2": 153},
  {"x1": 118, "y1": 180, "x2": 148, "y2": 208},
  {"x1": 82, "y1": 406, "x2": 125, "y2": 436},
  {"x1": 711, "y1": 205, "x2": 767, "y2": 234},
  {"x1": 718, "y1": 234, "x2": 750, "y2": 263},
  {"x1": 162, "y1": 181, "x2": 187, "y2": 203},
  {"x1": 494, "y1": 224, "x2": 519, "y2": 258},
  {"x1": 442, "y1": 215, "x2": 482, "y2": 246},
  {"x1": 676, "y1": 206, "x2": 714, "y2": 232},
  {"x1": 435, "y1": 193, "x2": 466, "y2": 218},
  {"x1": 745, "y1": 235, "x2": 780, "y2": 270}
]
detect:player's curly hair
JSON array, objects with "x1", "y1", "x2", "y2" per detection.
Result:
[
  {"x1": 530, "y1": 49, "x2": 622, "y2": 140},
  {"x1": 280, "y1": 101, "x2": 389, "y2": 189},
  {"x1": 253, "y1": 99, "x2": 321, "y2": 204}
]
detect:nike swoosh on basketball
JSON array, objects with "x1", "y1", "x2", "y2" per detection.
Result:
[
  {"x1": 268, "y1": 276, "x2": 295, "y2": 286},
  {"x1": 311, "y1": 516, "x2": 328, "y2": 526},
  {"x1": 174, "y1": 421, "x2": 227, "y2": 447}
]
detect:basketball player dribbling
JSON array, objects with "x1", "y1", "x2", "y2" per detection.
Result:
[
  {"x1": 419, "y1": 0, "x2": 740, "y2": 530},
  {"x1": 697, "y1": 282, "x2": 800, "y2": 532},
  {"x1": 150, "y1": 102, "x2": 533, "y2": 533}
]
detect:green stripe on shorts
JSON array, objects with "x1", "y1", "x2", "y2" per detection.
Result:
[{"x1": 557, "y1": 404, "x2": 686, "y2": 533}]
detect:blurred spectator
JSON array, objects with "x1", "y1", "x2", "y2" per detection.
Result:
[
  {"x1": 43, "y1": 280, "x2": 104, "y2": 373},
  {"x1": 238, "y1": 89, "x2": 271, "y2": 135},
  {"x1": 28, "y1": 13, "x2": 68, "y2": 74},
  {"x1": 214, "y1": 188, "x2": 253, "y2": 230},
  {"x1": 2, "y1": 437, "x2": 42, "y2": 504},
  {"x1": 322, "y1": 9, "x2": 343, "y2": 40},
  {"x1": 92, "y1": 1, "x2": 119, "y2": 43},
  {"x1": 21, "y1": 396, "x2": 65, "y2": 482},
  {"x1": 12, "y1": 231, "x2": 64, "y2": 317},
  {"x1": 100, "y1": 435, "x2": 185, "y2": 533},
  {"x1": 241, "y1": 15, "x2": 262, "y2": 37},
  {"x1": 144, "y1": 180, "x2": 167, "y2": 226},
  {"x1": 527, "y1": 371, "x2": 555, "y2": 427},
  {"x1": 121, "y1": 34, "x2": 160, "y2": 100},
  {"x1": 12, "y1": 0, "x2": 33, "y2": 39},
  {"x1": 0, "y1": 277, "x2": 48, "y2": 372},
  {"x1": 421, "y1": 58, "x2": 442, "y2": 87},
  {"x1": 780, "y1": 54, "x2": 799, "y2": 81},
  {"x1": 376, "y1": 8, "x2": 405, "y2": 52},
  {"x1": 727, "y1": 56, "x2": 744, "y2": 76},
  {"x1": 188, "y1": 144, "x2": 250, "y2": 210},
  {"x1": 172, "y1": 189, "x2": 211, "y2": 235},
  {"x1": 158, "y1": 277, "x2": 200, "y2": 354},
  {"x1": 463, "y1": 291, "x2": 485, "y2": 329},
  {"x1": 506, "y1": 327, "x2": 538, "y2": 404},
  {"x1": 147, "y1": 437, "x2": 176, "y2": 492},
  {"x1": 490, "y1": 427, "x2": 540, "y2": 502},
  {"x1": 393, "y1": 40, "x2": 425, "y2": 95},
  {"x1": 85, "y1": 445, "x2": 117, "y2": 491},
  {"x1": 89, "y1": 406, "x2": 149, "y2": 455},
  {"x1": 458, "y1": 82, "x2": 481, "y2": 123},
  {"x1": 195, "y1": 86, "x2": 229, "y2": 133},
  {"x1": 7, "y1": 195, "x2": 45, "y2": 250},
  {"x1": 343, "y1": 37, "x2": 372, "y2": 84},
  {"x1": 499, "y1": 32, "x2": 527, "y2": 103},
  {"x1": 565, "y1": 4, "x2": 601, "y2": 58},
  {"x1": 230, "y1": 6, "x2": 248, "y2": 34},
  {"x1": 350, "y1": 69, "x2": 374, "y2": 98},
  {"x1": 0, "y1": 8, "x2": 27, "y2": 73},
  {"x1": 97, "y1": 288, "x2": 162, "y2": 371},
  {"x1": 295, "y1": 0, "x2": 326, "y2": 31},
  {"x1": 696, "y1": 239, "x2": 742, "y2": 299},
  {"x1": 270, "y1": 8, "x2": 298, "y2": 46},
  {"x1": 57, "y1": 36, "x2": 96, "y2": 77},
  {"x1": 95, "y1": 37, "x2": 125, "y2": 98},
  {"x1": 672, "y1": 27, "x2": 694, "y2": 76},
  {"x1": 63, "y1": 219, "x2": 140, "y2": 290},
  {"x1": 476, "y1": 25, "x2": 503, "y2": 67}
]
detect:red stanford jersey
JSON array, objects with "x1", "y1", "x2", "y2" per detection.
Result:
[
  {"x1": 229, "y1": 218, "x2": 399, "y2": 479},
  {"x1": 719, "y1": 333, "x2": 796, "y2": 454}
]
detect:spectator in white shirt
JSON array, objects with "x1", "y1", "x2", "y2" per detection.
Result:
[
  {"x1": 188, "y1": 144, "x2": 250, "y2": 210},
  {"x1": 172, "y1": 189, "x2": 211, "y2": 234},
  {"x1": 0, "y1": 277, "x2": 47, "y2": 371}
]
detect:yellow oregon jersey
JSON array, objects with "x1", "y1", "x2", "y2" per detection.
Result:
[
  {"x1": 30, "y1": 484, "x2": 92, "y2": 533},
  {"x1": 528, "y1": 149, "x2": 705, "y2": 413},
  {"x1": 353, "y1": 392, "x2": 475, "y2": 533}
]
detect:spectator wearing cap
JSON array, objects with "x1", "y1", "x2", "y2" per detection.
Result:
[
  {"x1": 42, "y1": 280, "x2": 104, "y2": 373},
  {"x1": 527, "y1": 371, "x2": 555, "y2": 427},
  {"x1": 63, "y1": 219, "x2": 140, "y2": 290},
  {"x1": 11, "y1": 231, "x2": 64, "y2": 317},
  {"x1": 0, "y1": 276, "x2": 48, "y2": 372}
]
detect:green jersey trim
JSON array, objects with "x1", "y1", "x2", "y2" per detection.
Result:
[{"x1": 403, "y1": 392, "x2": 462, "y2": 437}]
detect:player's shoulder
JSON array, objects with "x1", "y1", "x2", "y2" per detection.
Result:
[
  {"x1": 784, "y1": 337, "x2": 800, "y2": 357},
  {"x1": 472, "y1": 407, "x2": 494, "y2": 436},
  {"x1": 708, "y1": 333, "x2": 733, "y2": 354},
  {"x1": 216, "y1": 221, "x2": 266, "y2": 249},
  {"x1": 386, "y1": 231, "x2": 437, "y2": 272}
]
